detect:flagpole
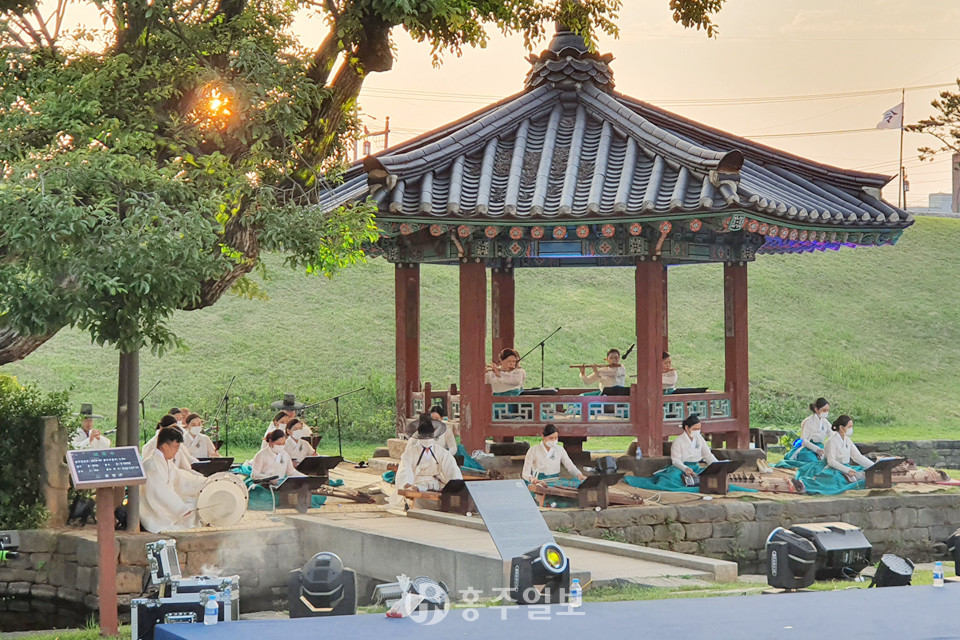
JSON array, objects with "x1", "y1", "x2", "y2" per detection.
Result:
[{"x1": 898, "y1": 88, "x2": 905, "y2": 208}]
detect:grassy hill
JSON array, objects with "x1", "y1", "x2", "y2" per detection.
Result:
[{"x1": 4, "y1": 216, "x2": 960, "y2": 448}]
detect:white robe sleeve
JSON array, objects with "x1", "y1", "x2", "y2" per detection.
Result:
[
  {"x1": 441, "y1": 428, "x2": 458, "y2": 456},
  {"x1": 142, "y1": 455, "x2": 195, "y2": 532},
  {"x1": 662, "y1": 369, "x2": 678, "y2": 390},
  {"x1": 251, "y1": 449, "x2": 273, "y2": 479},
  {"x1": 396, "y1": 445, "x2": 418, "y2": 488},
  {"x1": 800, "y1": 415, "x2": 824, "y2": 452},
  {"x1": 559, "y1": 447, "x2": 581, "y2": 478},
  {"x1": 670, "y1": 437, "x2": 688, "y2": 471},
  {"x1": 849, "y1": 442, "x2": 874, "y2": 470},
  {"x1": 437, "y1": 449, "x2": 463, "y2": 483},
  {"x1": 580, "y1": 370, "x2": 601, "y2": 386},
  {"x1": 284, "y1": 453, "x2": 305, "y2": 478},
  {"x1": 521, "y1": 446, "x2": 538, "y2": 482}
]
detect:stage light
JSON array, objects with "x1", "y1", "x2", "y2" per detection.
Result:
[
  {"x1": 869, "y1": 554, "x2": 914, "y2": 588},
  {"x1": 765, "y1": 527, "x2": 817, "y2": 591},
  {"x1": 509, "y1": 542, "x2": 570, "y2": 605},
  {"x1": 790, "y1": 522, "x2": 872, "y2": 580},
  {"x1": 0, "y1": 531, "x2": 20, "y2": 562},
  {"x1": 287, "y1": 552, "x2": 357, "y2": 617},
  {"x1": 947, "y1": 528, "x2": 960, "y2": 575}
]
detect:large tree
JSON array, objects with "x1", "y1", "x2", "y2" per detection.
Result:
[{"x1": 0, "y1": 0, "x2": 723, "y2": 362}]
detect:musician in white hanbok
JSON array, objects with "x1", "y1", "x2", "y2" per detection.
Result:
[
  {"x1": 783, "y1": 398, "x2": 831, "y2": 464},
  {"x1": 251, "y1": 430, "x2": 303, "y2": 485},
  {"x1": 141, "y1": 427, "x2": 207, "y2": 533},
  {"x1": 522, "y1": 424, "x2": 586, "y2": 484},
  {"x1": 578, "y1": 349, "x2": 628, "y2": 394},
  {"x1": 71, "y1": 404, "x2": 111, "y2": 450},
  {"x1": 183, "y1": 414, "x2": 220, "y2": 458},
  {"x1": 485, "y1": 348, "x2": 526, "y2": 396},
  {"x1": 143, "y1": 415, "x2": 201, "y2": 475},
  {"x1": 825, "y1": 416, "x2": 874, "y2": 482},
  {"x1": 396, "y1": 415, "x2": 462, "y2": 491},
  {"x1": 670, "y1": 414, "x2": 718, "y2": 476},
  {"x1": 662, "y1": 352, "x2": 679, "y2": 393},
  {"x1": 283, "y1": 419, "x2": 316, "y2": 465}
]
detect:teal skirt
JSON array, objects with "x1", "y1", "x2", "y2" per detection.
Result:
[
  {"x1": 794, "y1": 461, "x2": 864, "y2": 495},
  {"x1": 457, "y1": 444, "x2": 486, "y2": 472},
  {"x1": 493, "y1": 388, "x2": 523, "y2": 397},
  {"x1": 775, "y1": 443, "x2": 822, "y2": 469},
  {"x1": 624, "y1": 463, "x2": 757, "y2": 493}
]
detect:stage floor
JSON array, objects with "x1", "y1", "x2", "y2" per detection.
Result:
[{"x1": 156, "y1": 584, "x2": 959, "y2": 640}]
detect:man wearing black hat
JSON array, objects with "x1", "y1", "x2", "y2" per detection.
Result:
[
  {"x1": 395, "y1": 413, "x2": 462, "y2": 491},
  {"x1": 71, "y1": 404, "x2": 111, "y2": 450}
]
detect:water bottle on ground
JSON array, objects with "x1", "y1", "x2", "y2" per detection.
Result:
[
  {"x1": 223, "y1": 587, "x2": 231, "y2": 621},
  {"x1": 204, "y1": 594, "x2": 219, "y2": 625},
  {"x1": 569, "y1": 578, "x2": 582, "y2": 607},
  {"x1": 933, "y1": 561, "x2": 944, "y2": 588}
]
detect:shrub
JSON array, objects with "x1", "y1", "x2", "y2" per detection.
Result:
[{"x1": 0, "y1": 376, "x2": 70, "y2": 529}]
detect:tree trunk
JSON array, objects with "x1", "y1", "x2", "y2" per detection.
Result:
[{"x1": 0, "y1": 327, "x2": 58, "y2": 366}]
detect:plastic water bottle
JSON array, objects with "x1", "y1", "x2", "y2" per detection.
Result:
[
  {"x1": 933, "y1": 561, "x2": 944, "y2": 588},
  {"x1": 223, "y1": 587, "x2": 231, "y2": 621},
  {"x1": 635, "y1": 446, "x2": 642, "y2": 460},
  {"x1": 203, "y1": 594, "x2": 218, "y2": 625},
  {"x1": 569, "y1": 578, "x2": 582, "y2": 608}
]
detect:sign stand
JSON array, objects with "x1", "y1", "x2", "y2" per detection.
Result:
[{"x1": 66, "y1": 446, "x2": 147, "y2": 637}]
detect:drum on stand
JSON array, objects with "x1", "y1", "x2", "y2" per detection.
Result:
[{"x1": 197, "y1": 472, "x2": 249, "y2": 526}]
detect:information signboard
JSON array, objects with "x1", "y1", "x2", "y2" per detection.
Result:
[
  {"x1": 467, "y1": 479, "x2": 556, "y2": 561},
  {"x1": 67, "y1": 446, "x2": 147, "y2": 490}
]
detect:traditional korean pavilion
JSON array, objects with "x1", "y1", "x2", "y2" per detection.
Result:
[{"x1": 318, "y1": 26, "x2": 912, "y2": 458}]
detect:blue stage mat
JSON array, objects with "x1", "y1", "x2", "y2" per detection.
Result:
[{"x1": 156, "y1": 585, "x2": 959, "y2": 640}]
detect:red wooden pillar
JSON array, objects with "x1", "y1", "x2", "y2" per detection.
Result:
[
  {"x1": 459, "y1": 259, "x2": 488, "y2": 453},
  {"x1": 491, "y1": 265, "x2": 515, "y2": 360},
  {"x1": 661, "y1": 265, "x2": 669, "y2": 353},
  {"x1": 395, "y1": 263, "x2": 420, "y2": 432},
  {"x1": 96, "y1": 488, "x2": 118, "y2": 636},
  {"x1": 634, "y1": 259, "x2": 664, "y2": 456},
  {"x1": 724, "y1": 262, "x2": 750, "y2": 448}
]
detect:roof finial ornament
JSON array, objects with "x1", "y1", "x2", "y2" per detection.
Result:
[{"x1": 525, "y1": 10, "x2": 615, "y2": 91}]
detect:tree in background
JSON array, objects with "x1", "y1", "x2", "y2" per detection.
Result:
[
  {"x1": 0, "y1": 0, "x2": 725, "y2": 363},
  {"x1": 908, "y1": 80, "x2": 960, "y2": 161}
]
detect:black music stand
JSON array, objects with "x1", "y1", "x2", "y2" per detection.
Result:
[
  {"x1": 578, "y1": 473, "x2": 624, "y2": 509},
  {"x1": 864, "y1": 457, "x2": 906, "y2": 489},
  {"x1": 277, "y1": 476, "x2": 329, "y2": 514},
  {"x1": 295, "y1": 456, "x2": 343, "y2": 477},
  {"x1": 440, "y1": 479, "x2": 474, "y2": 515},
  {"x1": 699, "y1": 460, "x2": 742, "y2": 495},
  {"x1": 191, "y1": 458, "x2": 234, "y2": 476}
]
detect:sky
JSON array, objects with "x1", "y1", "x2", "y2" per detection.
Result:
[{"x1": 50, "y1": 0, "x2": 960, "y2": 208}]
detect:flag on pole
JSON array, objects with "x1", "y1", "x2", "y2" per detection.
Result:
[{"x1": 876, "y1": 102, "x2": 904, "y2": 129}]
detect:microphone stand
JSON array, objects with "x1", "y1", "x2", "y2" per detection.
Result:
[
  {"x1": 520, "y1": 326, "x2": 562, "y2": 389},
  {"x1": 138, "y1": 380, "x2": 161, "y2": 445},
  {"x1": 317, "y1": 388, "x2": 365, "y2": 460},
  {"x1": 210, "y1": 376, "x2": 236, "y2": 456}
]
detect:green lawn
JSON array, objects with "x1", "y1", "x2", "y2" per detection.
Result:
[{"x1": 4, "y1": 216, "x2": 960, "y2": 448}]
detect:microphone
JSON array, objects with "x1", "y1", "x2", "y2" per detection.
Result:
[{"x1": 622, "y1": 343, "x2": 636, "y2": 359}]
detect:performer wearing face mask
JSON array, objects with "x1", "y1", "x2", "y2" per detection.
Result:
[
  {"x1": 143, "y1": 415, "x2": 202, "y2": 475},
  {"x1": 793, "y1": 415, "x2": 873, "y2": 494},
  {"x1": 284, "y1": 418, "x2": 316, "y2": 465},
  {"x1": 396, "y1": 414, "x2": 462, "y2": 491},
  {"x1": 183, "y1": 414, "x2": 220, "y2": 458},
  {"x1": 787, "y1": 398, "x2": 831, "y2": 464},
  {"x1": 251, "y1": 429, "x2": 303, "y2": 485},
  {"x1": 261, "y1": 411, "x2": 292, "y2": 450},
  {"x1": 670, "y1": 414, "x2": 717, "y2": 476},
  {"x1": 522, "y1": 424, "x2": 587, "y2": 484}
]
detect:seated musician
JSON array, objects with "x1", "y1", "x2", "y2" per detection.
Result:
[
  {"x1": 396, "y1": 414, "x2": 462, "y2": 491},
  {"x1": 143, "y1": 415, "x2": 202, "y2": 475},
  {"x1": 183, "y1": 413, "x2": 220, "y2": 459},
  {"x1": 251, "y1": 429, "x2": 304, "y2": 485},
  {"x1": 261, "y1": 411, "x2": 291, "y2": 450},
  {"x1": 662, "y1": 352, "x2": 678, "y2": 394},
  {"x1": 671, "y1": 414, "x2": 717, "y2": 477},
  {"x1": 141, "y1": 427, "x2": 207, "y2": 533},
  {"x1": 71, "y1": 403, "x2": 111, "y2": 450},
  {"x1": 522, "y1": 424, "x2": 587, "y2": 485},
  {"x1": 284, "y1": 418, "x2": 317, "y2": 465},
  {"x1": 824, "y1": 416, "x2": 873, "y2": 482},
  {"x1": 485, "y1": 348, "x2": 526, "y2": 396},
  {"x1": 781, "y1": 398, "x2": 830, "y2": 466},
  {"x1": 578, "y1": 348, "x2": 627, "y2": 395}
]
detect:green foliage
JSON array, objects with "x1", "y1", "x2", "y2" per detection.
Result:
[
  {"x1": 0, "y1": 379, "x2": 69, "y2": 529},
  {"x1": 907, "y1": 78, "x2": 960, "y2": 160}
]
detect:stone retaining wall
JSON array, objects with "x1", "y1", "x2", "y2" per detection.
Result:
[
  {"x1": 867, "y1": 440, "x2": 960, "y2": 469},
  {"x1": 0, "y1": 525, "x2": 307, "y2": 621},
  {"x1": 541, "y1": 493, "x2": 960, "y2": 573}
]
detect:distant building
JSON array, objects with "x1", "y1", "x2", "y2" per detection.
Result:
[{"x1": 909, "y1": 192, "x2": 958, "y2": 217}]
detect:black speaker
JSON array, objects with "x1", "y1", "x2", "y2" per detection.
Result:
[
  {"x1": 765, "y1": 527, "x2": 817, "y2": 590},
  {"x1": 947, "y1": 528, "x2": 960, "y2": 575},
  {"x1": 869, "y1": 554, "x2": 914, "y2": 588},
  {"x1": 509, "y1": 543, "x2": 570, "y2": 605},
  {"x1": 790, "y1": 522, "x2": 872, "y2": 580},
  {"x1": 287, "y1": 552, "x2": 357, "y2": 617}
]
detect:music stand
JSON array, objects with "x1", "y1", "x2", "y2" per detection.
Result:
[
  {"x1": 191, "y1": 458, "x2": 234, "y2": 476},
  {"x1": 277, "y1": 476, "x2": 328, "y2": 514},
  {"x1": 440, "y1": 479, "x2": 473, "y2": 515},
  {"x1": 295, "y1": 456, "x2": 343, "y2": 477},
  {"x1": 577, "y1": 473, "x2": 624, "y2": 509},
  {"x1": 698, "y1": 460, "x2": 742, "y2": 495},
  {"x1": 864, "y1": 457, "x2": 906, "y2": 489}
]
